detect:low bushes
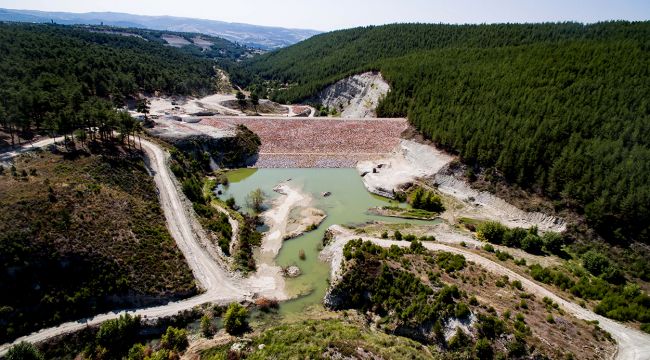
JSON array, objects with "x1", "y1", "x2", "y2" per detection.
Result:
[
  {"x1": 476, "y1": 221, "x2": 565, "y2": 256},
  {"x1": 529, "y1": 263, "x2": 650, "y2": 323}
]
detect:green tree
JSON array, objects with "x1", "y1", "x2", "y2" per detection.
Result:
[
  {"x1": 127, "y1": 343, "x2": 150, "y2": 360},
  {"x1": 160, "y1": 326, "x2": 189, "y2": 352},
  {"x1": 223, "y1": 302, "x2": 249, "y2": 335},
  {"x1": 474, "y1": 338, "x2": 494, "y2": 360},
  {"x1": 136, "y1": 99, "x2": 150, "y2": 120},
  {"x1": 246, "y1": 188, "x2": 265, "y2": 213},
  {"x1": 236, "y1": 91, "x2": 247, "y2": 110},
  {"x1": 200, "y1": 315, "x2": 215, "y2": 337},
  {"x1": 250, "y1": 92, "x2": 260, "y2": 114},
  {"x1": 582, "y1": 250, "x2": 610, "y2": 276},
  {"x1": 6, "y1": 342, "x2": 44, "y2": 360},
  {"x1": 95, "y1": 314, "x2": 141, "y2": 358}
]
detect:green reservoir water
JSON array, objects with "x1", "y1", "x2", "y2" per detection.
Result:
[{"x1": 218, "y1": 168, "x2": 437, "y2": 316}]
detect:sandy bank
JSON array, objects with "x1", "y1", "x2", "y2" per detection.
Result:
[{"x1": 358, "y1": 139, "x2": 565, "y2": 232}]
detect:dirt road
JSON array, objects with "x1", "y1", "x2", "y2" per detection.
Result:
[
  {"x1": 0, "y1": 136, "x2": 63, "y2": 163},
  {"x1": 322, "y1": 225, "x2": 650, "y2": 360},
  {"x1": 0, "y1": 138, "x2": 275, "y2": 355}
]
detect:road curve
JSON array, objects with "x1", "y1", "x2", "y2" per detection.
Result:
[
  {"x1": 323, "y1": 225, "x2": 650, "y2": 360},
  {"x1": 0, "y1": 138, "x2": 251, "y2": 355}
]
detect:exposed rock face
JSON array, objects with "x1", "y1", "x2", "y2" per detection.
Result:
[{"x1": 317, "y1": 72, "x2": 390, "y2": 118}]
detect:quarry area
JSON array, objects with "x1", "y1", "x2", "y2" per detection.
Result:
[{"x1": 316, "y1": 71, "x2": 390, "y2": 118}]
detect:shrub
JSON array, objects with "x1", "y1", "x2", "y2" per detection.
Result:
[
  {"x1": 201, "y1": 315, "x2": 215, "y2": 337},
  {"x1": 477, "y1": 221, "x2": 507, "y2": 244},
  {"x1": 542, "y1": 232, "x2": 565, "y2": 255},
  {"x1": 503, "y1": 227, "x2": 527, "y2": 248},
  {"x1": 514, "y1": 258, "x2": 527, "y2": 266},
  {"x1": 182, "y1": 177, "x2": 204, "y2": 203},
  {"x1": 410, "y1": 188, "x2": 445, "y2": 212},
  {"x1": 255, "y1": 297, "x2": 279, "y2": 312},
  {"x1": 437, "y1": 252, "x2": 466, "y2": 272},
  {"x1": 476, "y1": 314, "x2": 505, "y2": 339},
  {"x1": 582, "y1": 250, "x2": 610, "y2": 276},
  {"x1": 520, "y1": 233, "x2": 543, "y2": 254},
  {"x1": 403, "y1": 234, "x2": 417, "y2": 241},
  {"x1": 95, "y1": 314, "x2": 141, "y2": 358},
  {"x1": 127, "y1": 343, "x2": 150, "y2": 360},
  {"x1": 507, "y1": 340, "x2": 527, "y2": 357},
  {"x1": 193, "y1": 203, "x2": 216, "y2": 218},
  {"x1": 381, "y1": 231, "x2": 388, "y2": 239},
  {"x1": 546, "y1": 314, "x2": 555, "y2": 323},
  {"x1": 6, "y1": 342, "x2": 44, "y2": 360},
  {"x1": 160, "y1": 326, "x2": 189, "y2": 352},
  {"x1": 246, "y1": 188, "x2": 265, "y2": 213},
  {"x1": 495, "y1": 250, "x2": 512, "y2": 261},
  {"x1": 224, "y1": 303, "x2": 249, "y2": 335},
  {"x1": 474, "y1": 337, "x2": 494, "y2": 360},
  {"x1": 225, "y1": 197, "x2": 236, "y2": 209},
  {"x1": 519, "y1": 300, "x2": 528, "y2": 309},
  {"x1": 394, "y1": 230, "x2": 402, "y2": 240},
  {"x1": 409, "y1": 240, "x2": 425, "y2": 254},
  {"x1": 511, "y1": 280, "x2": 523, "y2": 290},
  {"x1": 482, "y1": 243, "x2": 495, "y2": 252},
  {"x1": 455, "y1": 302, "x2": 471, "y2": 318},
  {"x1": 447, "y1": 328, "x2": 471, "y2": 350},
  {"x1": 641, "y1": 323, "x2": 650, "y2": 334}
]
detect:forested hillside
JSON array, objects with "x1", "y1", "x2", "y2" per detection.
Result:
[
  {"x1": 80, "y1": 25, "x2": 253, "y2": 60},
  {"x1": 0, "y1": 149, "x2": 197, "y2": 342},
  {"x1": 230, "y1": 22, "x2": 650, "y2": 244},
  {"x1": 0, "y1": 23, "x2": 218, "y2": 144}
]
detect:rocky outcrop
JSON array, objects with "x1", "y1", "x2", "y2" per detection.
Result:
[{"x1": 316, "y1": 72, "x2": 390, "y2": 118}]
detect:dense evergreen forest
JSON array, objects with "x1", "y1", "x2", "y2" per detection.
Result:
[
  {"x1": 0, "y1": 23, "x2": 219, "y2": 144},
  {"x1": 229, "y1": 22, "x2": 650, "y2": 244}
]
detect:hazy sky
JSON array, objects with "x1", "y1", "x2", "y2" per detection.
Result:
[{"x1": 1, "y1": 0, "x2": 649, "y2": 31}]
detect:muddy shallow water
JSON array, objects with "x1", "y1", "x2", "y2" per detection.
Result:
[{"x1": 218, "y1": 168, "x2": 438, "y2": 316}]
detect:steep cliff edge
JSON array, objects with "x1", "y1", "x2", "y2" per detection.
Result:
[{"x1": 316, "y1": 72, "x2": 389, "y2": 118}]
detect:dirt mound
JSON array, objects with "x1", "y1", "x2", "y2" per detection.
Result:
[
  {"x1": 316, "y1": 72, "x2": 390, "y2": 118},
  {"x1": 219, "y1": 99, "x2": 288, "y2": 115}
]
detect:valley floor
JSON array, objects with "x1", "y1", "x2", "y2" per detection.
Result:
[{"x1": 2, "y1": 121, "x2": 650, "y2": 359}]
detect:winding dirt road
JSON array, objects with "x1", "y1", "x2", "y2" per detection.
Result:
[
  {"x1": 322, "y1": 225, "x2": 650, "y2": 360},
  {"x1": 0, "y1": 138, "x2": 257, "y2": 355},
  {"x1": 2, "y1": 139, "x2": 650, "y2": 359}
]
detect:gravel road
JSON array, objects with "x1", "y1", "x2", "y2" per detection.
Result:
[
  {"x1": 0, "y1": 138, "x2": 260, "y2": 355},
  {"x1": 322, "y1": 225, "x2": 650, "y2": 360}
]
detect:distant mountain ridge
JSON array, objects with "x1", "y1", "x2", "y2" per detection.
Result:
[{"x1": 0, "y1": 8, "x2": 321, "y2": 49}]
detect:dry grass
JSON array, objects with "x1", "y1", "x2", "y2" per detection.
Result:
[
  {"x1": 404, "y1": 255, "x2": 617, "y2": 359},
  {"x1": 0, "y1": 146, "x2": 196, "y2": 341}
]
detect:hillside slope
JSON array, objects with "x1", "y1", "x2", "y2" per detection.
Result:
[
  {"x1": 0, "y1": 8, "x2": 321, "y2": 49},
  {"x1": 231, "y1": 22, "x2": 650, "y2": 245},
  {"x1": 0, "y1": 23, "x2": 219, "y2": 148},
  {"x1": 0, "y1": 147, "x2": 197, "y2": 343}
]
